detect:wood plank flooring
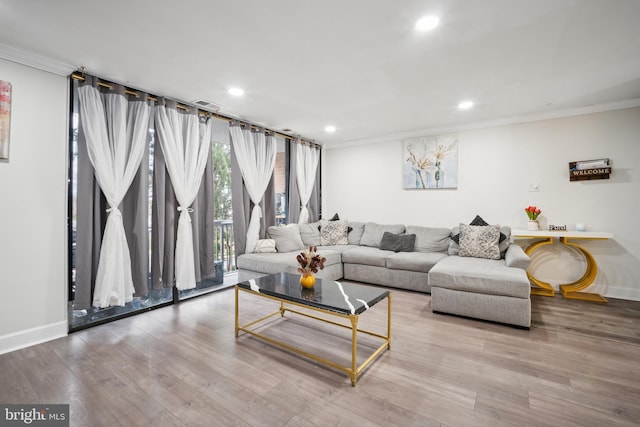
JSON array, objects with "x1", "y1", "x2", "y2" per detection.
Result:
[{"x1": 1, "y1": 284, "x2": 639, "y2": 427}]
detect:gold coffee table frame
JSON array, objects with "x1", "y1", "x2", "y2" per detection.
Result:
[
  {"x1": 512, "y1": 230, "x2": 613, "y2": 303},
  {"x1": 235, "y1": 285, "x2": 391, "y2": 387}
]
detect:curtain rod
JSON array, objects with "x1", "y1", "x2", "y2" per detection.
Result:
[{"x1": 70, "y1": 71, "x2": 321, "y2": 148}]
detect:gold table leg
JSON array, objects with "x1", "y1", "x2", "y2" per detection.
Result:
[
  {"x1": 558, "y1": 237, "x2": 607, "y2": 303},
  {"x1": 350, "y1": 315, "x2": 358, "y2": 387},
  {"x1": 523, "y1": 237, "x2": 556, "y2": 297},
  {"x1": 234, "y1": 285, "x2": 239, "y2": 337}
]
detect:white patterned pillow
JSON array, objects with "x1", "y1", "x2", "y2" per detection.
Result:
[
  {"x1": 320, "y1": 220, "x2": 349, "y2": 245},
  {"x1": 253, "y1": 239, "x2": 276, "y2": 253},
  {"x1": 458, "y1": 224, "x2": 501, "y2": 260}
]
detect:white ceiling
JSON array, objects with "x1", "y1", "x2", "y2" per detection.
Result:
[{"x1": 1, "y1": 0, "x2": 640, "y2": 146}]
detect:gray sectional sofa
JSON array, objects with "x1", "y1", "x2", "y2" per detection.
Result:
[{"x1": 237, "y1": 220, "x2": 532, "y2": 328}]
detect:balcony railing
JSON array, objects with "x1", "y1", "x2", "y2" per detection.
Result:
[{"x1": 214, "y1": 219, "x2": 236, "y2": 273}]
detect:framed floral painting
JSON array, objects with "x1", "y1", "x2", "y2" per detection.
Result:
[
  {"x1": 403, "y1": 133, "x2": 458, "y2": 189},
  {"x1": 0, "y1": 80, "x2": 11, "y2": 159}
]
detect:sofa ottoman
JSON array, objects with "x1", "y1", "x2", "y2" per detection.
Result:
[{"x1": 428, "y1": 252, "x2": 531, "y2": 328}]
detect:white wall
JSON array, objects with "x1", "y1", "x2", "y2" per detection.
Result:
[
  {"x1": 323, "y1": 107, "x2": 640, "y2": 300},
  {"x1": 0, "y1": 58, "x2": 68, "y2": 353}
]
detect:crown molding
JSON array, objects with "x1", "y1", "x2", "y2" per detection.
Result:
[
  {"x1": 325, "y1": 98, "x2": 640, "y2": 149},
  {"x1": 0, "y1": 43, "x2": 75, "y2": 76}
]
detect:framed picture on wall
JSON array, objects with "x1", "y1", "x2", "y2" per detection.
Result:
[
  {"x1": 0, "y1": 80, "x2": 11, "y2": 159},
  {"x1": 403, "y1": 133, "x2": 458, "y2": 189}
]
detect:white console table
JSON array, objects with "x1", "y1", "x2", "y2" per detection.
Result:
[{"x1": 511, "y1": 230, "x2": 613, "y2": 303}]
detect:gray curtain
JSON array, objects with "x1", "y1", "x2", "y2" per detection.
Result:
[
  {"x1": 151, "y1": 108, "x2": 216, "y2": 289},
  {"x1": 230, "y1": 126, "x2": 276, "y2": 256},
  {"x1": 74, "y1": 77, "x2": 152, "y2": 310},
  {"x1": 288, "y1": 139, "x2": 321, "y2": 223},
  {"x1": 74, "y1": 79, "x2": 216, "y2": 309}
]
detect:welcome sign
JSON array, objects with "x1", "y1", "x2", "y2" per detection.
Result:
[{"x1": 569, "y1": 158, "x2": 611, "y2": 182}]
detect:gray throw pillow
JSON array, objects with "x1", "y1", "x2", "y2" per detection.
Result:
[
  {"x1": 379, "y1": 232, "x2": 416, "y2": 252},
  {"x1": 267, "y1": 224, "x2": 305, "y2": 253},
  {"x1": 458, "y1": 224, "x2": 501, "y2": 260},
  {"x1": 320, "y1": 220, "x2": 349, "y2": 245}
]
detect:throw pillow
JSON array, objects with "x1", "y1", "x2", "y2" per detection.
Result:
[
  {"x1": 469, "y1": 215, "x2": 489, "y2": 226},
  {"x1": 267, "y1": 224, "x2": 305, "y2": 253},
  {"x1": 379, "y1": 232, "x2": 416, "y2": 253},
  {"x1": 320, "y1": 220, "x2": 349, "y2": 245},
  {"x1": 458, "y1": 224, "x2": 501, "y2": 260},
  {"x1": 451, "y1": 215, "x2": 507, "y2": 244},
  {"x1": 253, "y1": 239, "x2": 276, "y2": 253}
]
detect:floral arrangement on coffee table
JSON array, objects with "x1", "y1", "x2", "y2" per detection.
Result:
[{"x1": 296, "y1": 246, "x2": 326, "y2": 277}]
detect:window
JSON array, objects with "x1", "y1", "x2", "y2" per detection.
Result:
[{"x1": 274, "y1": 137, "x2": 288, "y2": 225}]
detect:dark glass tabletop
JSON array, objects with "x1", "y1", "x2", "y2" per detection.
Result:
[{"x1": 237, "y1": 272, "x2": 389, "y2": 315}]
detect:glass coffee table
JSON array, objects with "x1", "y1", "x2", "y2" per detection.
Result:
[{"x1": 235, "y1": 272, "x2": 391, "y2": 386}]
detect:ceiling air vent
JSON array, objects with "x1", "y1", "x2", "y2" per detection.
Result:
[{"x1": 193, "y1": 99, "x2": 222, "y2": 112}]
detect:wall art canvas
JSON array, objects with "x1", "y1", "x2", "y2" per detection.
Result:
[
  {"x1": 403, "y1": 133, "x2": 458, "y2": 189},
  {"x1": 0, "y1": 80, "x2": 11, "y2": 159}
]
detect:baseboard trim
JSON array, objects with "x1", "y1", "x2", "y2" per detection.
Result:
[
  {"x1": 604, "y1": 287, "x2": 640, "y2": 302},
  {"x1": 0, "y1": 321, "x2": 68, "y2": 355}
]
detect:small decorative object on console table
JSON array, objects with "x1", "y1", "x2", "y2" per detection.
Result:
[
  {"x1": 524, "y1": 205, "x2": 541, "y2": 230},
  {"x1": 296, "y1": 246, "x2": 326, "y2": 288},
  {"x1": 512, "y1": 229, "x2": 613, "y2": 302}
]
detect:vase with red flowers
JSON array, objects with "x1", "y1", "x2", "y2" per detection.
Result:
[{"x1": 525, "y1": 205, "x2": 542, "y2": 230}]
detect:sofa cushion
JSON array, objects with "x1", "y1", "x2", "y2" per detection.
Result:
[
  {"x1": 316, "y1": 244, "x2": 357, "y2": 254},
  {"x1": 320, "y1": 220, "x2": 349, "y2": 245},
  {"x1": 405, "y1": 225, "x2": 451, "y2": 253},
  {"x1": 341, "y1": 246, "x2": 393, "y2": 267},
  {"x1": 504, "y1": 244, "x2": 531, "y2": 270},
  {"x1": 379, "y1": 232, "x2": 416, "y2": 252},
  {"x1": 299, "y1": 221, "x2": 321, "y2": 246},
  {"x1": 458, "y1": 224, "x2": 501, "y2": 260},
  {"x1": 360, "y1": 223, "x2": 406, "y2": 247},
  {"x1": 267, "y1": 224, "x2": 305, "y2": 253},
  {"x1": 386, "y1": 251, "x2": 448, "y2": 273},
  {"x1": 347, "y1": 221, "x2": 365, "y2": 245},
  {"x1": 238, "y1": 250, "x2": 342, "y2": 275},
  {"x1": 428, "y1": 255, "x2": 530, "y2": 299}
]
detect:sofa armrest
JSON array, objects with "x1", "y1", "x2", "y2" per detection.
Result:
[{"x1": 505, "y1": 244, "x2": 531, "y2": 270}]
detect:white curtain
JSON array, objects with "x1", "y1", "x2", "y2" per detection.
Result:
[
  {"x1": 295, "y1": 143, "x2": 320, "y2": 224},
  {"x1": 155, "y1": 102, "x2": 212, "y2": 290},
  {"x1": 78, "y1": 83, "x2": 150, "y2": 308},
  {"x1": 229, "y1": 125, "x2": 276, "y2": 253}
]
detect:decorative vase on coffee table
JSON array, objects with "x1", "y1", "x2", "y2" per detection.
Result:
[
  {"x1": 300, "y1": 273, "x2": 316, "y2": 289},
  {"x1": 527, "y1": 220, "x2": 539, "y2": 231}
]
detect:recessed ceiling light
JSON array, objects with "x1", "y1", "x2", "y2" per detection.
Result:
[
  {"x1": 228, "y1": 87, "x2": 244, "y2": 96},
  {"x1": 458, "y1": 100, "x2": 474, "y2": 110},
  {"x1": 325, "y1": 125, "x2": 336, "y2": 133},
  {"x1": 415, "y1": 15, "x2": 440, "y2": 32}
]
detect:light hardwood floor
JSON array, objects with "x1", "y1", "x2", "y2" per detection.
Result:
[{"x1": 1, "y1": 284, "x2": 639, "y2": 427}]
